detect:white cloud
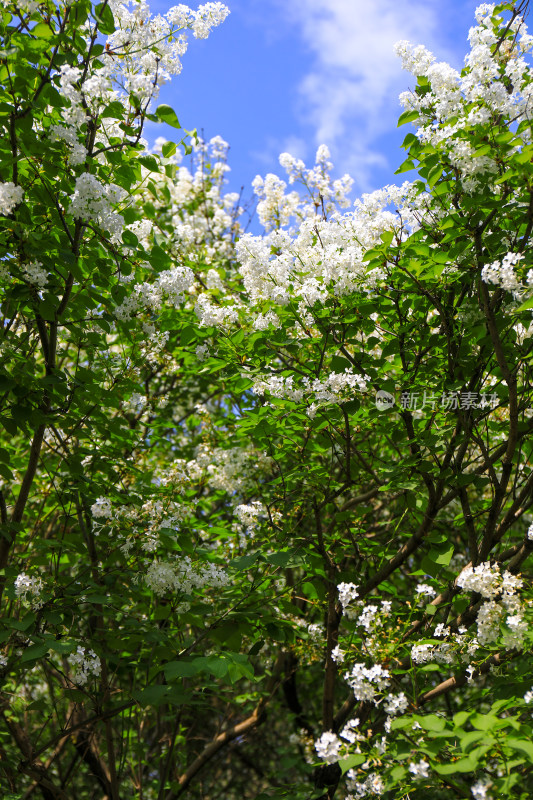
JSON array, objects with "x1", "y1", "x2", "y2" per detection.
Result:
[{"x1": 276, "y1": 0, "x2": 462, "y2": 189}]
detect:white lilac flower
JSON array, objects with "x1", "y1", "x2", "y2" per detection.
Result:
[
  {"x1": 331, "y1": 645, "x2": 345, "y2": 663},
  {"x1": 145, "y1": 558, "x2": 228, "y2": 597},
  {"x1": 0, "y1": 181, "x2": 23, "y2": 215},
  {"x1": 344, "y1": 662, "x2": 390, "y2": 702},
  {"x1": 471, "y1": 778, "x2": 493, "y2": 800},
  {"x1": 21, "y1": 261, "x2": 49, "y2": 289},
  {"x1": 69, "y1": 647, "x2": 101, "y2": 685},
  {"x1": 70, "y1": 173, "x2": 125, "y2": 237},
  {"x1": 411, "y1": 643, "x2": 434, "y2": 664},
  {"x1": 416, "y1": 583, "x2": 436, "y2": 598},
  {"x1": 340, "y1": 718, "x2": 361, "y2": 744},
  {"x1": 409, "y1": 759, "x2": 430, "y2": 779},
  {"x1": 481, "y1": 252, "x2": 524, "y2": 292},
  {"x1": 14, "y1": 573, "x2": 43, "y2": 609},
  {"x1": 475, "y1": 600, "x2": 503, "y2": 645},
  {"x1": 457, "y1": 561, "x2": 522, "y2": 600},
  {"x1": 337, "y1": 582, "x2": 359, "y2": 608},
  {"x1": 315, "y1": 731, "x2": 342, "y2": 764},
  {"x1": 195, "y1": 343, "x2": 209, "y2": 361},
  {"x1": 357, "y1": 604, "x2": 380, "y2": 632},
  {"x1": 384, "y1": 692, "x2": 408, "y2": 715},
  {"x1": 91, "y1": 497, "x2": 113, "y2": 519},
  {"x1": 233, "y1": 501, "x2": 265, "y2": 530}
]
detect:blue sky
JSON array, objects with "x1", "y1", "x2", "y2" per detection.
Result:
[{"x1": 147, "y1": 0, "x2": 484, "y2": 203}]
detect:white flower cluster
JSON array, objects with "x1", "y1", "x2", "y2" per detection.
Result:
[
  {"x1": 194, "y1": 293, "x2": 240, "y2": 328},
  {"x1": 187, "y1": 443, "x2": 273, "y2": 497},
  {"x1": 314, "y1": 718, "x2": 364, "y2": 767},
  {"x1": 346, "y1": 770, "x2": 385, "y2": 797},
  {"x1": 163, "y1": 136, "x2": 240, "y2": 265},
  {"x1": 233, "y1": 501, "x2": 266, "y2": 531},
  {"x1": 237, "y1": 180, "x2": 426, "y2": 313},
  {"x1": 411, "y1": 641, "x2": 454, "y2": 665},
  {"x1": 337, "y1": 582, "x2": 359, "y2": 608},
  {"x1": 416, "y1": 583, "x2": 437, "y2": 598},
  {"x1": 21, "y1": 261, "x2": 49, "y2": 289},
  {"x1": 314, "y1": 731, "x2": 342, "y2": 764},
  {"x1": 411, "y1": 643, "x2": 433, "y2": 664},
  {"x1": 55, "y1": 64, "x2": 92, "y2": 129},
  {"x1": 306, "y1": 623, "x2": 324, "y2": 645},
  {"x1": 0, "y1": 181, "x2": 23, "y2": 215},
  {"x1": 252, "y1": 172, "x2": 300, "y2": 230},
  {"x1": 91, "y1": 497, "x2": 113, "y2": 518},
  {"x1": 70, "y1": 174, "x2": 125, "y2": 238},
  {"x1": 14, "y1": 573, "x2": 43, "y2": 609},
  {"x1": 409, "y1": 759, "x2": 430, "y2": 779},
  {"x1": 90, "y1": 493, "x2": 190, "y2": 553},
  {"x1": 105, "y1": 1, "x2": 229, "y2": 103},
  {"x1": 145, "y1": 556, "x2": 228, "y2": 597},
  {"x1": 252, "y1": 374, "x2": 304, "y2": 403},
  {"x1": 471, "y1": 777, "x2": 493, "y2": 800},
  {"x1": 48, "y1": 7, "x2": 230, "y2": 172},
  {"x1": 458, "y1": 562, "x2": 526, "y2": 648},
  {"x1": 395, "y1": 4, "x2": 533, "y2": 192},
  {"x1": 340, "y1": 718, "x2": 362, "y2": 745},
  {"x1": 69, "y1": 646, "x2": 102, "y2": 685},
  {"x1": 50, "y1": 121, "x2": 88, "y2": 166},
  {"x1": 344, "y1": 662, "x2": 391, "y2": 702},
  {"x1": 356, "y1": 600, "x2": 392, "y2": 634},
  {"x1": 116, "y1": 266, "x2": 195, "y2": 320},
  {"x1": 457, "y1": 561, "x2": 521, "y2": 599},
  {"x1": 253, "y1": 310, "x2": 281, "y2": 331},
  {"x1": 384, "y1": 692, "x2": 408, "y2": 716},
  {"x1": 481, "y1": 252, "x2": 525, "y2": 294},
  {"x1": 252, "y1": 368, "x2": 368, "y2": 414},
  {"x1": 331, "y1": 645, "x2": 345, "y2": 663},
  {"x1": 253, "y1": 145, "x2": 353, "y2": 232}
]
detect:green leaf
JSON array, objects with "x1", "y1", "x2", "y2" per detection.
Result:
[
  {"x1": 512, "y1": 296, "x2": 533, "y2": 313},
  {"x1": 33, "y1": 22, "x2": 54, "y2": 38},
  {"x1": 231, "y1": 552, "x2": 261, "y2": 570},
  {"x1": 434, "y1": 757, "x2": 476, "y2": 774},
  {"x1": 162, "y1": 141, "x2": 177, "y2": 158},
  {"x1": 427, "y1": 543, "x2": 454, "y2": 566},
  {"x1": 20, "y1": 642, "x2": 49, "y2": 663},
  {"x1": 138, "y1": 154, "x2": 160, "y2": 173},
  {"x1": 506, "y1": 738, "x2": 533, "y2": 759},
  {"x1": 101, "y1": 101, "x2": 125, "y2": 120},
  {"x1": 340, "y1": 754, "x2": 366, "y2": 774},
  {"x1": 134, "y1": 685, "x2": 169, "y2": 707},
  {"x1": 398, "y1": 110, "x2": 419, "y2": 127},
  {"x1": 0, "y1": 463, "x2": 14, "y2": 481},
  {"x1": 417, "y1": 714, "x2": 446, "y2": 732},
  {"x1": 156, "y1": 104, "x2": 181, "y2": 129},
  {"x1": 164, "y1": 660, "x2": 201, "y2": 680},
  {"x1": 95, "y1": 2, "x2": 115, "y2": 34},
  {"x1": 395, "y1": 159, "x2": 416, "y2": 175}
]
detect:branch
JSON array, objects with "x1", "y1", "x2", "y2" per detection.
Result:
[{"x1": 171, "y1": 654, "x2": 284, "y2": 797}]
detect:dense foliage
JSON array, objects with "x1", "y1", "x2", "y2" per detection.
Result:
[{"x1": 1, "y1": 1, "x2": 533, "y2": 798}]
